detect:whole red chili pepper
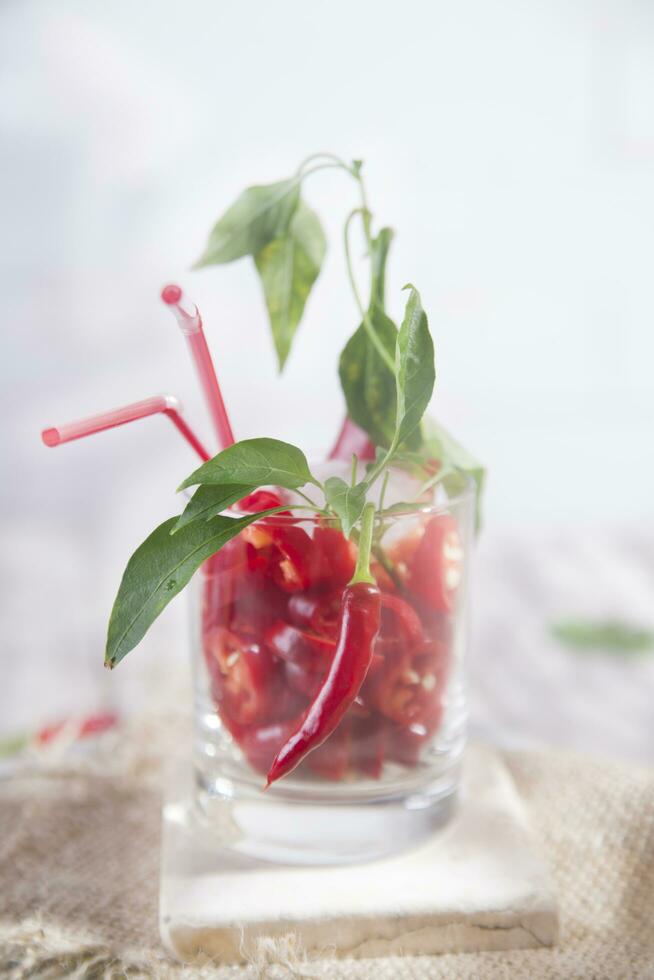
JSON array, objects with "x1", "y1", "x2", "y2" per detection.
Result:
[{"x1": 266, "y1": 503, "x2": 381, "y2": 786}]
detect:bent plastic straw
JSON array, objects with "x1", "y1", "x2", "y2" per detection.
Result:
[
  {"x1": 328, "y1": 417, "x2": 375, "y2": 462},
  {"x1": 161, "y1": 284, "x2": 235, "y2": 450},
  {"x1": 41, "y1": 394, "x2": 210, "y2": 461}
]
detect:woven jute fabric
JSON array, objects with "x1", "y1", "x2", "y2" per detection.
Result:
[{"x1": 1, "y1": 716, "x2": 653, "y2": 979}]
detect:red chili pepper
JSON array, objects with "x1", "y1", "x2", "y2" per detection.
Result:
[
  {"x1": 266, "y1": 580, "x2": 381, "y2": 785},
  {"x1": 203, "y1": 626, "x2": 276, "y2": 725},
  {"x1": 407, "y1": 515, "x2": 463, "y2": 613}
]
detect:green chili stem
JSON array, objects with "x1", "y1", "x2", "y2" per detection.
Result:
[
  {"x1": 350, "y1": 502, "x2": 376, "y2": 585},
  {"x1": 294, "y1": 488, "x2": 322, "y2": 509}
]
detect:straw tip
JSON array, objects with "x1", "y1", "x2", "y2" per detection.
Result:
[
  {"x1": 41, "y1": 428, "x2": 60, "y2": 447},
  {"x1": 161, "y1": 284, "x2": 182, "y2": 306}
]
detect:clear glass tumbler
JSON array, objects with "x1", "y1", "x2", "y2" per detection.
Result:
[{"x1": 190, "y1": 469, "x2": 475, "y2": 865}]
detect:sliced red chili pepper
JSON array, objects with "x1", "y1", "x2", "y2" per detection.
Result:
[
  {"x1": 350, "y1": 712, "x2": 387, "y2": 779},
  {"x1": 264, "y1": 621, "x2": 335, "y2": 669},
  {"x1": 230, "y1": 715, "x2": 304, "y2": 775},
  {"x1": 305, "y1": 718, "x2": 352, "y2": 781},
  {"x1": 284, "y1": 659, "x2": 324, "y2": 699},
  {"x1": 266, "y1": 580, "x2": 381, "y2": 785},
  {"x1": 367, "y1": 638, "x2": 447, "y2": 727},
  {"x1": 379, "y1": 592, "x2": 424, "y2": 647},
  {"x1": 371, "y1": 559, "x2": 397, "y2": 594},
  {"x1": 202, "y1": 538, "x2": 250, "y2": 632},
  {"x1": 387, "y1": 721, "x2": 437, "y2": 768},
  {"x1": 203, "y1": 626, "x2": 276, "y2": 725},
  {"x1": 243, "y1": 522, "x2": 320, "y2": 593},
  {"x1": 406, "y1": 515, "x2": 463, "y2": 613},
  {"x1": 287, "y1": 589, "x2": 343, "y2": 639},
  {"x1": 228, "y1": 568, "x2": 288, "y2": 636},
  {"x1": 313, "y1": 525, "x2": 356, "y2": 588}
]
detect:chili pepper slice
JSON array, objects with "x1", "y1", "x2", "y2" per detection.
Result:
[
  {"x1": 387, "y1": 720, "x2": 438, "y2": 768},
  {"x1": 313, "y1": 525, "x2": 356, "y2": 587},
  {"x1": 228, "y1": 568, "x2": 288, "y2": 636},
  {"x1": 266, "y1": 580, "x2": 381, "y2": 785},
  {"x1": 379, "y1": 592, "x2": 424, "y2": 647},
  {"x1": 350, "y1": 712, "x2": 387, "y2": 779},
  {"x1": 264, "y1": 621, "x2": 335, "y2": 669},
  {"x1": 287, "y1": 589, "x2": 343, "y2": 640},
  {"x1": 284, "y1": 659, "x2": 322, "y2": 699},
  {"x1": 243, "y1": 522, "x2": 320, "y2": 593},
  {"x1": 202, "y1": 537, "x2": 249, "y2": 631},
  {"x1": 406, "y1": 515, "x2": 463, "y2": 613},
  {"x1": 306, "y1": 719, "x2": 352, "y2": 781},
  {"x1": 367, "y1": 638, "x2": 447, "y2": 727},
  {"x1": 229, "y1": 716, "x2": 303, "y2": 775},
  {"x1": 203, "y1": 626, "x2": 276, "y2": 725}
]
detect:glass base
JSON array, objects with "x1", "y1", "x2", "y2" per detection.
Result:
[{"x1": 195, "y1": 766, "x2": 460, "y2": 865}]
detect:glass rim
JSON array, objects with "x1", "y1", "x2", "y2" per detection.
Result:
[{"x1": 229, "y1": 471, "x2": 476, "y2": 526}]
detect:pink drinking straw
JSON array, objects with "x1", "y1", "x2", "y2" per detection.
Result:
[
  {"x1": 42, "y1": 394, "x2": 210, "y2": 461},
  {"x1": 328, "y1": 417, "x2": 375, "y2": 462},
  {"x1": 161, "y1": 284, "x2": 235, "y2": 450}
]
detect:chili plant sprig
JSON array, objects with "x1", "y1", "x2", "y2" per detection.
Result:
[
  {"x1": 105, "y1": 153, "x2": 478, "y2": 670},
  {"x1": 193, "y1": 152, "x2": 484, "y2": 517}
]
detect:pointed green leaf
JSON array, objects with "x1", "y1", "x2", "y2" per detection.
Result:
[
  {"x1": 339, "y1": 308, "x2": 398, "y2": 447},
  {"x1": 323, "y1": 476, "x2": 368, "y2": 538},
  {"x1": 254, "y1": 201, "x2": 326, "y2": 370},
  {"x1": 194, "y1": 179, "x2": 300, "y2": 266},
  {"x1": 173, "y1": 483, "x2": 255, "y2": 533},
  {"x1": 395, "y1": 285, "x2": 435, "y2": 446},
  {"x1": 106, "y1": 511, "x2": 277, "y2": 668},
  {"x1": 179, "y1": 438, "x2": 317, "y2": 491}
]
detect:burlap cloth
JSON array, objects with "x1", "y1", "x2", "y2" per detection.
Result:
[{"x1": 1, "y1": 713, "x2": 653, "y2": 979}]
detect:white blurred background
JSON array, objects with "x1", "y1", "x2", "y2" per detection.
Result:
[{"x1": 1, "y1": 0, "x2": 653, "y2": 759}]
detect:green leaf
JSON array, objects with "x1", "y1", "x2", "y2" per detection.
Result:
[
  {"x1": 324, "y1": 476, "x2": 368, "y2": 538},
  {"x1": 179, "y1": 437, "x2": 317, "y2": 491},
  {"x1": 369, "y1": 227, "x2": 394, "y2": 310},
  {"x1": 173, "y1": 483, "x2": 255, "y2": 533},
  {"x1": 395, "y1": 285, "x2": 435, "y2": 446},
  {"x1": 338, "y1": 226, "x2": 401, "y2": 448},
  {"x1": 194, "y1": 179, "x2": 300, "y2": 266},
  {"x1": 106, "y1": 511, "x2": 276, "y2": 668},
  {"x1": 339, "y1": 308, "x2": 398, "y2": 447},
  {"x1": 254, "y1": 201, "x2": 326, "y2": 370},
  {"x1": 551, "y1": 619, "x2": 654, "y2": 655},
  {"x1": 421, "y1": 415, "x2": 486, "y2": 530}
]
